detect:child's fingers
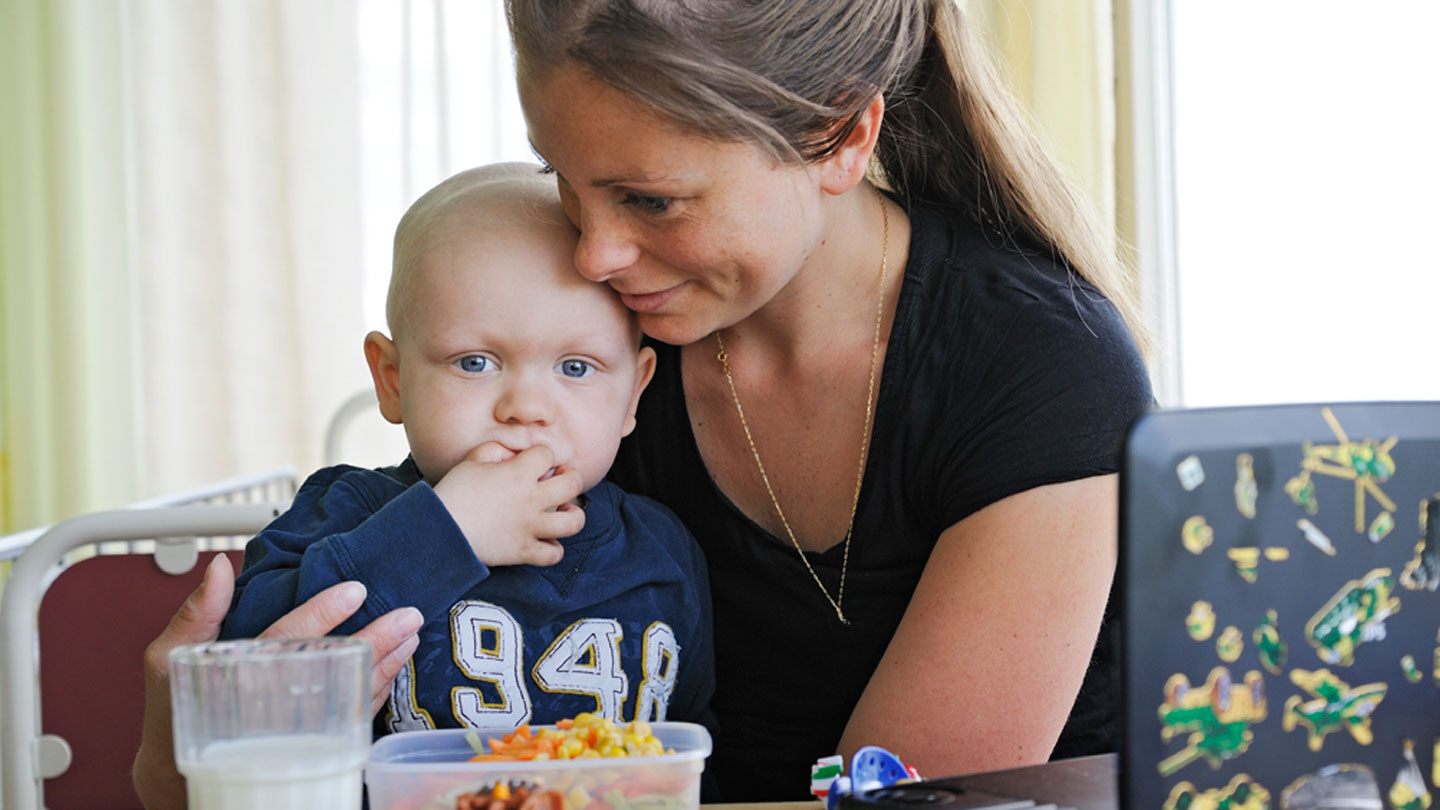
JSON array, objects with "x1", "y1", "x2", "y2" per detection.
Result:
[
  {"x1": 513, "y1": 444, "x2": 557, "y2": 479},
  {"x1": 537, "y1": 503, "x2": 586, "y2": 543},
  {"x1": 538, "y1": 465, "x2": 584, "y2": 508},
  {"x1": 468, "y1": 441, "x2": 517, "y2": 464},
  {"x1": 518, "y1": 537, "x2": 566, "y2": 567}
]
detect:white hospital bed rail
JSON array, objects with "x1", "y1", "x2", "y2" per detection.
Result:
[{"x1": 0, "y1": 465, "x2": 297, "y2": 569}]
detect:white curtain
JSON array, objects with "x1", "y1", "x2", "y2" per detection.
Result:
[
  {"x1": 1, "y1": 0, "x2": 532, "y2": 532},
  {"x1": 126, "y1": 0, "x2": 368, "y2": 497}
]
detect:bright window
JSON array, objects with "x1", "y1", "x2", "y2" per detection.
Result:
[
  {"x1": 1169, "y1": 2, "x2": 1440, "y2": 407},
  {"x1": 357, "y1": 0, "x2": 531, "y2": 335}
]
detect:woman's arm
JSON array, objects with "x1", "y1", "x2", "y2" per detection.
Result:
[
  {"x1": 132, "y1": 555, "x2": 423, "y2": 810},
  {"x1": 837, "y1": 474, "x2": 1118, "y2": 776}
]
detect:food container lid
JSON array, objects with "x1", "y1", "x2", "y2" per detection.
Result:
[{"x1": 365, "y1": 722, "x2": 713, "y2": 776}]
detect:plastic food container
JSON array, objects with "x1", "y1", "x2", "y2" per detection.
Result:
[{"x1": 365, "y1": 722, "x2": 712, "y2": 810}]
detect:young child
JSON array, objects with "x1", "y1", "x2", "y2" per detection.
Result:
[{"x1": 220, "y1": 163, "x2": 713, "y2": 735}]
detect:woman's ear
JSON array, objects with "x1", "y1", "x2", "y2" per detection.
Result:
[
  {"x1": 818, "y1": 93, "x2": 885, "y2": 196},
  {"x1": 363, "y1": 331, "x2": 405, "y2": 425},
  {"x1": 621, "y1": 346, "x2": 658, "y2": 437}
]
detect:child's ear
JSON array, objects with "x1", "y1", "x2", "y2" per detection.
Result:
[
  {"x1": 620, "y1": 346, "x2": 658, "y2": 437},
  {"x1": 818, "y1": 92, "x2": 884, "y2": 196},
  {"x1": 363, "y1": 331, "x2": 404, "y2": 425}
]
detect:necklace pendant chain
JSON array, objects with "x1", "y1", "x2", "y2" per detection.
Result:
[{"x1": 715, "y1": 187, "x2": 889, "y2": 627}]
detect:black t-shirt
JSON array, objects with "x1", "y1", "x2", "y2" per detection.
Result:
[{"x1": 610, "y1": 202, "x2": 1154, "y2": 801}]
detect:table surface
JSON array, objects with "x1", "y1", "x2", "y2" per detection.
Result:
[{"x1": 703, "y1": 753, "x2": 1118, "y2": 810}]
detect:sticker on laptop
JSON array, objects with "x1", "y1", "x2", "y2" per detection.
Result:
[
  {"x1": 1253, "y1": 610, "x2": 1287, "y2": 675},
  {"x1": 1217, "y1": 626, "x2": 1245, "y2": 662},
  {"x1": 1178, "y1": 455, "x2": 1206, "y2": 491},
  {"x1": 1399, "y1": 495, "x2": 1439, "y2": 592},
  {"x1": 1282, "y1": 668, "x2": 1387, "y2": 752},
  {"x1": 1235, "y1": 453, "x2": 1259, "y2": 519},
  {"x1": 1157, "y1": 666, "x2": 1267, "y2": 776},
  {"x1": 1388, "y1": 739, "x2": 1430, "y2": 810},
  {"x1": 1163, "y1": 775, "x2": 1270, "y2": 810},
  {"x1": 1305, "y1": 568, "x2": 1401, "y2": 666},
  {"x1": 1187, "y1": 601, "x2": 1217, "y2": 642},
  {"x1": 1284, "y1": 407, "x2": 1398, "y2": 535},
  {"x1": 1279, "y1": 764, "x2": 1380, "y2": 810},
  {"x1": 1227, "y1": 547, "x2": 1289, "y2": 583},
  {"x1": 1184, "y1": 516, "x2": 1215, "y2": 555},
  {"x1": 1298, "y1": 519, "x2": 1337, "y2": 557}
]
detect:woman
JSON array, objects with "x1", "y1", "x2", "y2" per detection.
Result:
[{"x1": 135, "y1": 1, "x2": 1151, "y2": 804}]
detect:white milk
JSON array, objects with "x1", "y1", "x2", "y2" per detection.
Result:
[{"x1": 180, "y1": 733, "x2": 366, "y2": 810}]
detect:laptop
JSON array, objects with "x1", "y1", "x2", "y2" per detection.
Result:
[{"x1": 1120, "y1": 402, "x2": 1440, "y2": 810}]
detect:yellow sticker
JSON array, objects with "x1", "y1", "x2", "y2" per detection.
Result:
[
  {"x1": 1164, "y1": 775, "x2": 1270, "y2": 810},
  {"x1": 1235, "y1": 453, "x2": 1259, "y2": 518},
  {"x1": 1184, "y1": 516, "x2": 1215, "y2": 555},
  {"x1": 1399, "y1": 495, "x2": 1439, "y2": 592},
  {"x1": 1370, "y1": 511, "x2": 1396, "y2": 544},
  {"x1": 1282, "y1": 668, "x2": 1387, "y2": 752},
  {"x1": 1217, "y1": 625, "x2": 1244, "y2": 662},
  {"x1": 1157, "y1": 667, "x2": 1266, "y2": 776},
  {"x1": 1187, "y1": 601, "x2": 1217, "y2": 641},
  {"x1": 1285, "y1": 407, "x2": 1398, "y2": 535},
  {"x1": 1433, "y1": 740, "x2": 1439, "y2": 797},
  {"x1": 1389, "y1": 739, "x2": 1431, "y2": 810},
  {"x1": 1305, "y1": 568, "x2": 1401, "y2": 666},
  {"x1": 1402, "y1": 655, "x2": 1422, "y2": 684},
  {"x1": 1229, "y1": 548, "x2": 1261, "y2": 583},
  {"x1": 1253, "y1": 609, "x2": 1287, "y2": 675}
]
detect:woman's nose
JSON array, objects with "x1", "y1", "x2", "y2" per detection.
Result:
[
  {"x1": 494, "y1": 373, "x2": 554, "y2": 425},
  {"x1": 573, "y1": 208, "x2": 641, "y2": 283}
]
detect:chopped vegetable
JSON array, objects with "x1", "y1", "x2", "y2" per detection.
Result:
[{"x1": 466, "y1": 714, "x2": 671, "y2": 761}]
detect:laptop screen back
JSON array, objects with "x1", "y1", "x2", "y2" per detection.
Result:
[{"x1": 1120, "y1": 402, "x2": 1440, "y2": 810}]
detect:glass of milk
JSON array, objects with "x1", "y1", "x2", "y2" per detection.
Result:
[{"x1": 169, "y1": 637, "x2": 372, "y2": 810}]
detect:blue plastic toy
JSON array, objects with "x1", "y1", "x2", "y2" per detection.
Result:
[{"x1": 811, "y1": 746, "x2": 920, "y2": 810}]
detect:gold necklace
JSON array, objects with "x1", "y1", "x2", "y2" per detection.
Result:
[{"x1": 714, "y1": 188, "x2": 889, "y2": 625}]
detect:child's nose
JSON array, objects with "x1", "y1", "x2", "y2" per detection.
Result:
[{"x1": 494, "y1": 374, "x2": 554, "y2": 425}]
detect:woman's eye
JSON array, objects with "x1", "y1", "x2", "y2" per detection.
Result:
[
  {"x1": 558, "y1": 359, "x2": 594, "y2": 379},
  {"x1": 457, "y1": 356, "x2": 494, "y2": 373},
  {"x1": 621, "y1": 192, "x2": 671, "y2": 214}
]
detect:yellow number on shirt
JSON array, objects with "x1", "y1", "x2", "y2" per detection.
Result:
[
  {"x1": 532, "y1": 618, "x2": 628, "y2": 719},
  {"x1": 634, "y1": 622, "x2": 680, "y2": 722},
  {"x1": 450, "y1": 600, "x2": 531, "y2": 728}
]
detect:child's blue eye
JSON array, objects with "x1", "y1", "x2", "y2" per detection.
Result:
[
  {"x1": 558, "y1": 360, "x2": 594, "y2": 379},
  {"x1": 457, "y1": 356, "x2": 494, "y2": 373},
  {"x1": 622, "y1": 192, "x2": 671, "y2": 214}
]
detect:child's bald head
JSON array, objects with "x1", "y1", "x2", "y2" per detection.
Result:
[{"x1": 387, "y1": 163, "x2": 634, "y2": 344}]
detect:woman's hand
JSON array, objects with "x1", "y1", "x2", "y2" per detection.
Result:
[{"x1": 132, "y1": 554, "x2": 423, "y2": 810}]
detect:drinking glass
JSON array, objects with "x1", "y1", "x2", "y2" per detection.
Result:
[{"x1": 170, "y1": 637, "x2": 372, "y2": 809}]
